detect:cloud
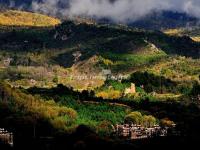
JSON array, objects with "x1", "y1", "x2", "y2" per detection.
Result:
[
  {"x1": 67, "y1": 0, "x2": 171, "y2": 22},
  {"x1": 8, "y1": 0, "x2": 200, "y2": 22},
  {"x1": 181, "y1": 0, "x2": 200, "y2": 18}
]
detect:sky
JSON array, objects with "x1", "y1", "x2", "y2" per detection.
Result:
[{"x1": 4, "y1": 0, "x2": 200, "y2": 22}]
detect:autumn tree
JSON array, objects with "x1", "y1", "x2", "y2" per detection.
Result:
[
  {"x1": 143, "y1": 115, "x2": 157, "y2": 127},
  {"x1": 125, "y1": 111, "x2": 143, "y2": 125}
]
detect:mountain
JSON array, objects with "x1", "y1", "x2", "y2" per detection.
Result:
[
  {"x1": 0, "y1": 14, "x2": 199, "y2": 89},
  {"x1": 97, "y1": 11, "x2": 199, "y2": 30},
  {"x1": 0, "y1": 9, "x2": 200, "y2": 150},
  {"x1": 164, "y1": 27, "x2": 200, "y2": 42},
  {"x1": 0, "y1": 10, "x2": 60, "y2": 27},
  {"x1": 128, "y1": 11, "x2": 199, "y2": 30},
  {"x1": 1, "y1": 1, "x2": 199, "y2": 30}
]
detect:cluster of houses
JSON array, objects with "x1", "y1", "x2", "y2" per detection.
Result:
[
  {"x1": 114, "y1": 124, "x2": 176, "y2": 140},
  {"x1": 0, "y1": 128, "x2": 13, "y2": 147}
]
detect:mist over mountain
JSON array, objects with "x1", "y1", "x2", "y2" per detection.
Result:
[
  {"x1": 1, "y1": 0, "x2": 200, "y2": 23},
  {"x1": 128, "y1": 11, "x2": 199, "y2": 30}
]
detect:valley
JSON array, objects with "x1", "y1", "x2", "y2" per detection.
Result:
[{"x1": 0, "y1": 9, "x2": 200, "y2": 149}]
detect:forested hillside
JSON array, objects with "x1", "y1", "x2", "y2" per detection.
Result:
[{"x1": 0, "y1": 9, "x2": 200, "y2": 150}]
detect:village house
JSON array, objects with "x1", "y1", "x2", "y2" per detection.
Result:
[
  {"x1": 115, "y1": 124, "x2": 173, "y2": 140},
  {"x1": 0, "y1": 128, "x2": 13, "y2": 147},
  {"x1": 124, "y1": 83, "x2": 136, "y2": 95}
]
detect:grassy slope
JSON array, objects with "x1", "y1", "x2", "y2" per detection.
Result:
[
  {"x1": 164, "y1": 28, "x2": 200, "y2": 42},
  {"x1": 0, "y1": 10, "x2": 60, "y2": 27}
]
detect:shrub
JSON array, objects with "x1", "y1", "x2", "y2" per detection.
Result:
[
  {"x1": 58, "y1": 107, "x2": 77, "y2": 120},
  {"x1": 0, "y1": 82, "x2": 77, "y2": 131},
  {"x1": 125, "y1": 111, "x2": 158, "y2": 127},
  {"x1": 125, "y1": 111, "x2": 143, "y2": 124},
  {"x1": 127, "y1": 71, "x2": 177, "y2": 93},
  {"x1": 52, "y1": 76, "x2": 59, "y2": 84},
  {"x1": 97, "y1": 120, "x2": 114, "y2": 136},
  {"x1": 190, "y1": 82, "x2": 200, "y2": 96},
  {"x1": 160, "y1": 118, "x2": 175, "y2": 127},
  {"x1": 50, "y1": 117, "x2": 67, "y2": 129},
  {"x1": 143, "y1": 115, "x2": 157, "y2": 127},
  {"x1": 96, "y1": 90, "x2": 122, "y2": 99}
]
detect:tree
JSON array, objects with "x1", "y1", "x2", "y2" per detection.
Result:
[
  {"x1": 143, "y1": 115, "x2": 157, "y2": 127},
  {"x1": 53, "y1": 75, "x2": 59, "y2": 84},
  {"x1": 97, "y1": 120, "x2": 114, "y2": 136},
  {"x1": 190, "y1": 82, "x2": 200, "y2": 96},
  {"x1": 160, "y1": 118, "x2": 175, "y2": 127},
  {"x1": 125, "y1": 111, "x2": 143, "y2": 125}
]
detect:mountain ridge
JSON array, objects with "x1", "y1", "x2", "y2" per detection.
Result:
[
  {"x1": 0, "y1": 9, "x2": 60, "y2": 27},
  {"x1": 1, "y1": 1, "x2": 200, "y2": 30}
]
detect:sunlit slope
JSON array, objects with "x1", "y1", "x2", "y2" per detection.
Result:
[
  {"x1": 0, "y1": 10, "x2": 61, "y2": 26},
  {"x1": 164, "y1": 28, "x2": 200, "y2": 42}
]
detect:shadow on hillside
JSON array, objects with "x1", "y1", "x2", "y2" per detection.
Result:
[
  {"x1": 0, "y1": 22, "x2": 199, "y2": 69},
  {"x1": 0, "y1": 83, "x2": 200, "y2": 149},
  {"x1": 26, "y1": 84, "x2": 200, "y2": 136},
  {"x1": 146, "y1": 32, "x2": 200, "y2": 58}
]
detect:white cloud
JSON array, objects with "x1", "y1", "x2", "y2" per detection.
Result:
[{"x1": 26, "y1": 0, "x2": 200, "y2": 22}]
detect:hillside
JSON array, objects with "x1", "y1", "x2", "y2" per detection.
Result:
[
  {"x1": 128, "y1": 11, "x2": 199, "y2": 30},
  {"x1": 164, "y1": 27, "x2": 200, "y2": 42},
  {"x1": 98, "y1": 11, "x2": 199, "y2": 30},
  {"x1": 0, "y1": 20, "x2": 199, "y2": 92},
  {"x1": 0, "y1": 10, "x2": 200, "y2": 150},
  {"x1": 0, "y1": 10, "x2": 60, "y2": 27}
]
